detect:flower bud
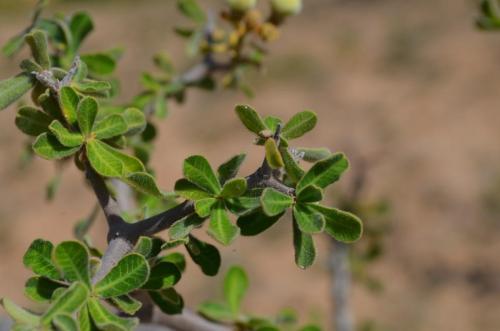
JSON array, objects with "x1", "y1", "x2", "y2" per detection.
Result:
[
  {"x1": 227, "y1": 0, "x2": 257, "y2": 12},
  {"x1": 271, "y1": 0, "x2": 302, "y2": 16}
]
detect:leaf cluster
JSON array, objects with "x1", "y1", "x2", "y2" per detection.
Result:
[
  {"x1": 2, "y1": 238, "x2": 186, "y2": 331},
  {"x1": 198, "y1": 265, "x2": 322, "y2": 331}
]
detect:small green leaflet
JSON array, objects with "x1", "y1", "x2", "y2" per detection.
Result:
[
  {"x1": 292, "y1": 219, "x2": 316, "y2": 269},
  {"x1": 94, "y1": 253, "x2": 149, "y2": 298},
  {"x1": 87, "y1": 298, "x2": 138, "y2": 331},
  {"x1": 185, "y1": 235, "x2": 221, "y2": 276},
  {"x1": 41, "y1": 282, "x2": 89, "y2": 325},
  {"x1": 23, "y1": 239, "x2": 60, "y2": 280},
  {"x1": 183, "y1": 155, "x2": 221, "y2": 194},
  {"x1": 49, "y1": 120, "x2": 84, "y2": 147},
  {"x1": 149, "y1": 288, "x2": 184, "y2": 315},
  {"x1": 293, "y1": 205, "x2": 325, "y2": 234},
  {"x1": 59, "y1": 87, "x2": 79, "y2": 126},
  {"x1": 310, "y1": 204, "x2": 363, "y2": 242},
  {"x1": 220, "y1": 178, "x2": 247, "y2": 199},
  {"x1": 217, "y1": 154, "x2": 246, "y2": 185},
  {"x1": 1, "y1": 298, "x2": 40, "y2": 326},
  {"x1": 53, "y1": 241, "x2": 91, "y2": 287},
  {"x1": 260, "y1": 188, "x2": 293, "y2": 216},
  {"x1": 223, "y1": 266, "x2": 248, "y2": 317},
  {"x1": 77, "y1": 97, "x2": 98, "y2": 136},
  {"x1": 208, "y1": 201, "x2": 239, "y2": 245},
  {"x1": 15, "y1": 106, "x2": 51, "y2": 136},
  {"x1": 281, "y1": 111, "x2": 317, "y2": 140},
  {"x1": 33, "y1": 133, "x2": 80, "y2": 160},
  {"x1": 235, "y1": 105, "x2": 267, "y2": 135},
  {"x1": 264, "y1": 139, "x2": 284, "y2": 169},
  {"x1": 0, "y1": 74, "x2": 34, "y2": 111},
  {"x1": 296, "y1": 153, "x2": 349, "y2": 193}
]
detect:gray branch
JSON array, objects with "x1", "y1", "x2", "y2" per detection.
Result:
[{"x1": 331, "y1": 240, "x2": 353, "y2": 331}]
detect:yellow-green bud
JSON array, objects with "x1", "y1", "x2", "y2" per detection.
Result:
[
  {"x1": 271, "y1": 0, "x2": 302, "y2": 16},
  {"x1": 227, "y1": 0, "x2": 257, "y2": 12}
]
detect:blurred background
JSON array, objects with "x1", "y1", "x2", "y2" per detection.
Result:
[{"x1": 1, "y1": 0, "x2": 500, "y2": 330}]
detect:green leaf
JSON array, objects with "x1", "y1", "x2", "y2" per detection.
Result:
[
  {"x1": 15, "y1": 106, "x2": 51, "y2": 136},
  {"x1": 25, "y1": 30, "x2": 51, "y2": 69},
  {"x1": 77, "y1": 97, "x2": 98, "y2": 136},
  {"x1": 69, "y1": 12, "x2": 94, "y2": 51},
  {"x1": 224, "y1": 266, "x2": 248, "y2": 317},
  {"x1": 49, "y1": 120, "x2": 84, "y2": 147},
  {"x1": 263, "y1": 115, "x2": 282, "y2": 132},
  {"x1": 149, "y1": 288, "x2": 184, "y2": 315},
  {"x1": 237, "y1": 209, "x2": 284, "y2": 236},
  {"x1": 94, "y1": 253, "x2": 150, "y2": 298},
  {"x1": 1, "y1": 298, "x2": 40, "y2": 326},
  {"x1": 53, "y1": 314, "x2": 78, "y2": 331},
  {"x1": 73, "y1": 80, "x2": 111, "y2": 96},
  {"x1": 77, "y1": 305, "x2": 96, "y2": 331},
  {"x1": 59, "y1": 87, "x2": 79, "y2": 126},
  {"x1": 122, "y1": 108, "x2": 146, "y2": 136},
  {"x1": 297, "y1": 147, "x2": 331, "y2": 162},
  {"x1": 177, "y1": 0, "x2": 206, "y2": 23},
  {"x1": 208, "y1": 201, "x2": 239, "y2": 245},
  {"x1": 296, "y1": 153, "x2": 349, "y2": 193},
  {"x1": 54, "y1": 241, "x2": 91, "y2": 287},
  {"x1": 33, "y1": 133, "x2": 80, "y2": 160},
  {"x1": 23, "y1": 239, "x2": 60, "y2": 280},
  {"x1": 24, "y1": 277, "x2": 64, "y2": 302},
  {"x1": 197, "y1": 302, "x2": 233, "y2": 322},
  {"x1": 296, "y1": 185, "x2": 323, "y2": 203},
  {"x1": 0, "y1": 73, "x2": 35, "y2": 111},
  {"x1": 142, "y1": 262, "x2": 181, "y2": 290},
  {"x1": 169, "y1": 214, "x2": 205, "y2": 240},
  {"x1": 38, "y1": 90, "x2": 64, "y2": 121},
  {"x1": 163, "y1": 238, "x2": 189, "y2": 250},
  {"x1": 293, "y1": 205, "x2": 325, "y2": 234},
  {"x1": 235, "y1": 105, "x2": 267, "y2": 135},
  {"x1": 310, "y1": 205, "x2": 363, "y2": 242},
  {"x1": 175, "y1": 179, "x2": 213, "y2": 200},
  {"x1": 2, "y1": 34, "x2": 25, "y2": 57},
  {"x1": 92, "y1": 114, "x2": 127, "y2": 140},
  {"x1": 110, "y1": 295, "x2": 142, "y2": 316},
  {"x1": 183, "y1": 155, "x2": 221, "y2": 194},
  {"x1": 282, "y1": 111, "x2": 317, "y2": 140},
  {"x1": 225, "y1": 188, "x2": 263, "y2": 216},
  {"x1": 265, "y1": 139, "x2": 284, "y2": 169},
  {"x1": 133, "y1": 237, "x2": 153, "y2": 258},
  {"x1": 293, "y1": 219, "x2": 316, "y2": 269},
  {"x1": 123, "y1": 172, "x2": 162, "y2": 197},
  {"x1": 220, "y1": 178, "x2": 247, "y2": 199},
  {"x1": 41, "y1": 282, "x2": 89, "y2": 325},
  {"x1": 133, "y1": 236, "x2": 163, "y2": 259},
  {"x1": 280, "y1": 147, "x2": 305, "y2": 184},
  {"x1": 86, "y1": 139, "x2": 144, "y2": 177},
  {"x1": 153, "y1": 94, "x2": 168, "y2": 118},
  {"x1": 81, "y1": 53, "x2": 116, "y2": 76},
  {"x1": 260, "y1": 188, "x2": 293, "y2": 216},
  {"x1": 217, "y1": 154, "x2": 246, "y2": 185},
  {"x1": 185, "y1": 235, "x2": 221, "y2": 276},
  {"x1": 87, "y1": 298, "x2": 138, "y2": 331},
  {"x1": 195, "y1": 198, "x2": 217, "y2": 217},
  {"x1": 20, "y1": 59, "x2": 43, "y2": 74},
  {"x1": 160, "y1": 253, "x2": 186, "y2": 273}
]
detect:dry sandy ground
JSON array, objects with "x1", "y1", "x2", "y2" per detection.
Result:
[{"x1": 1, "y1": 0, "x2": 500, "y2": 330}]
